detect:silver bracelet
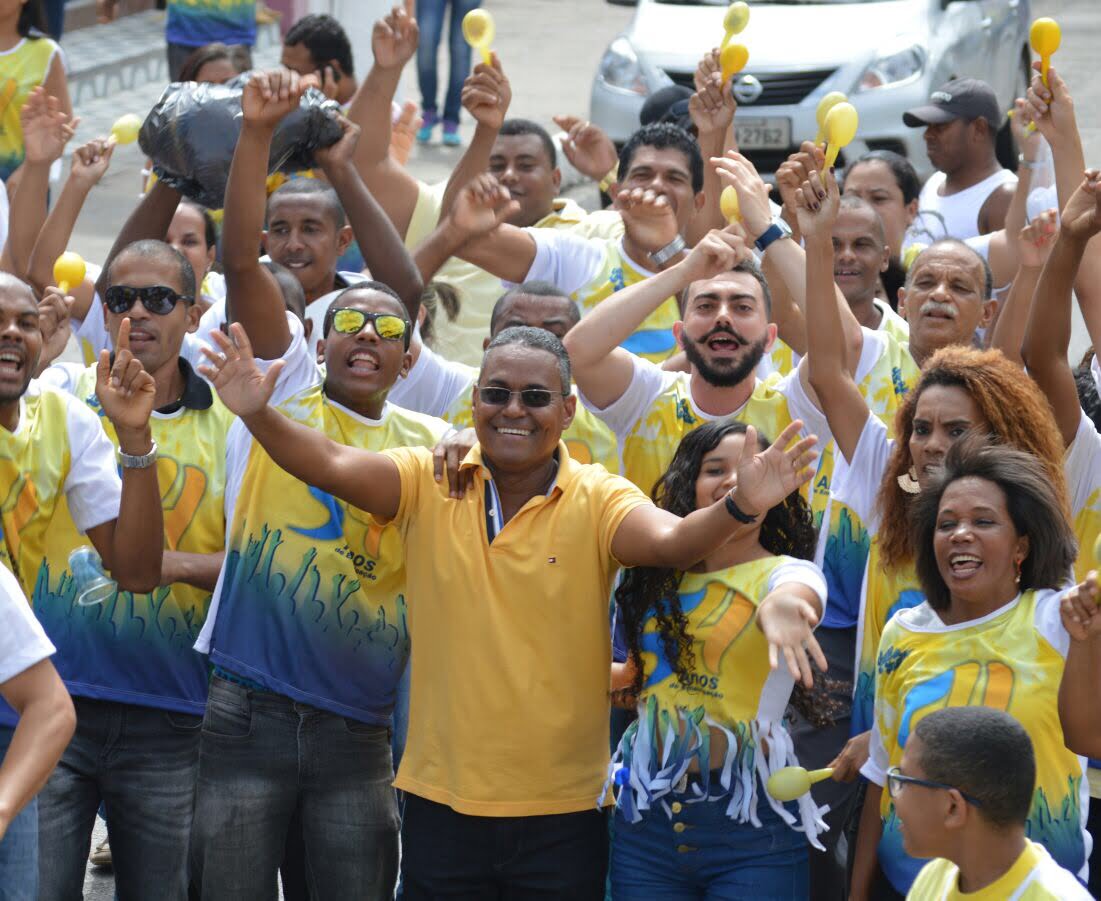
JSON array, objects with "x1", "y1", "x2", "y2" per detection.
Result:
[
  {"x1": 650, "y1": 235, "x2": 687, "y2": 267},
  {"x1": 118, "y1": 441, "x2": 158, "y2": 470},
  {"x1": 1018, "y1": 154, "x2": 1045, "y2": 171}
]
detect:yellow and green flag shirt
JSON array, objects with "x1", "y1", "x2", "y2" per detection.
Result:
[
  {"x1": 1065, "y1": 411, "x2": 1101, "y2": 585},
  {"x1": 36, "y1": 359, "x2": 232, "y2": 715},
  {"x1": 196, "y1": 331, "x2": 448, "y2": 723},
  {"x1": 607, "y1": 556, "x2": 829, "y2": 846},
  {"x1": 0, "y1": 381, "x2": 122, "y2": 726},
  {"x1": 0, "y1": 36, "x2": 61, "y2": 182},
  {"x1": 862, "y1": 592, "x2": 1090, "y2": 894},
  {"x1": 907, "y1": 839, "x2": 1092, "y2": 901}
]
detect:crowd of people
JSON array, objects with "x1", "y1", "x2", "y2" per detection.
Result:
[{"x1": 0, "y1": 0, "x2": 1100, "y2": 899}]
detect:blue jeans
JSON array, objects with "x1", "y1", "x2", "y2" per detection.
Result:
[
  {"x1": 189, "y1": 677, "x2": 399, "y2": 901},
  {"x1": 611, "y1": 792, "x2": 809, "y2": 900},
  {"x1": 0, "y1": 727, "x2": 37, "y2": 901},
  {"x1": 415, "y1": 0, "x2": 480, "y2": 124},
  {"x1": 36, "y1": 698, "x2": 202, "y2": 901}
]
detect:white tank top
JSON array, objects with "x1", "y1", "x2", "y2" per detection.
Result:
[{"x1": 904, "y1": 168, "x2": 1017, "y2": 250}]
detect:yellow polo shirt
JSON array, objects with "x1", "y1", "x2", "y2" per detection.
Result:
[{"x1": 380, "y1": 441, "x2": 650, "y2": 816}]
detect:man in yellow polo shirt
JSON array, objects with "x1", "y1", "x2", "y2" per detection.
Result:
[{"x1": 199, "y1": 322, "x2": 819, "y2": 899}]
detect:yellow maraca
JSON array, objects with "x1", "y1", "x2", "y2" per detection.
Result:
[
  {"x1": 1030, "y1": 18, "x2": 1061, "y2": 89},
  {"x1": 110, "y1": 113, "x2": 142, "y2": 146},
  {"x1": 720, "y1": 2, "x2": 750, "y2": 49},
  {"x1": 462, "y1": 9, "x2": 495, "y2": 66},
  {"x1": 720, "y1": 43, "x2": 749, "y2": 84},
  {"x1": 53, "y1": 251, "x2": 86, "y2": 295},
  {"x1": 823, "y1": 102, "x2": 858, "y2": 169},
  {"x1": 814, "y1": 92, "x2": 847, "y2": 145},
  {"x1": 720, "y1": 185, "x2": 741, "y2": 224},
  {"x1": 766, "y1": 766, "x2": 834, "y2": 802}
]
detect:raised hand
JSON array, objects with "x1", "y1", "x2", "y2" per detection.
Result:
[
  {"x1": 710, "y1": 152, "x2": 771, "y2": 236},
  {"x1": 1060, "y1": 572, "x2": 1101, "y2": 642},
  {"x1": 690, "y1": 65, "x2": 736, "y2": 138},
  {"x1": 35, "y1": 288, "x2": 73, "y2": 375},
  {"x1": 775, "y1": 142, "x2": 824, "y2": 219},
  {"x1": 314, "y1": 112, "x2": 361, "y2": 172},
  {"x1": 372, "y1": 3, "x2": 419, "y2": 71},
  {"x1": 449, "y1": 173, "x2": 520, "y2": 239},
  {"x1": 389, "y1": 101, "x2": 421, "y2": 166},
  {"x1": 241, "y1": 69, "x2": 313, "y2": 131},
  {"x1": 21, "y1": 88, "x2": 78, "y2": 165},
  {"x1": 1058, "y1": 170, "x2": 1101, "y2": 244},
  {"x1": 759, "y1": 591, "x2": 827, "y2": 687},
  {"x1": 680, "y1": 225, "x2": 750, "y2": 284},
  {"x1": 70, "y1": 136, "x2": 116, "y2": 188},
  {"x1": 1025, "y1": 63, "x2": 1078, "y2": 149},
  {"x1": 1010, "y1": 97, "x2": 1042, "y2": 162},
  {"x1": 553, "y1": 115, "x2": 618, "y2": 183},
  {"x1": 198, "y1": 324, "x2": 285, "y2": 417},
  {"x1": 1018, "y1": 209, "x2": 1058, "y2": 268},
  {"x1": 791, "y1": 166, "x2": 840, "y2": 240},
  {"x1": 95, "y1": 319, "x2": 156, "y2": 432},
  {"x1": 615, "y1": 187, "x2": 679, "y2": 254},
  {"x1": 694, "y1": 48, "x2": 721, "y2": 93},
  {"x1": 461, "y1": 56, "x2": 511, "y2": 131},
  {"x1": 729, "y1": 420, "x2": 818, "y2": 518}
]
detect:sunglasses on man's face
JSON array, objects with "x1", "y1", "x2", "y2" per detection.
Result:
[
  {"x1": 476, "y1": 386, "x2": 567, "y2": 409},
  {"x1": 104, "y1": 285, "x2": 193, "y2": 316},
  {"x1": 329, "y1": 308, "x2": 409, "y2": 342}
]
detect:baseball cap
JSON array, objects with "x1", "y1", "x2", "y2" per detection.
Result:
[
  {"x1": 902, "y1": 78, "x2": 1002, "y2": 129},
  {"x1": 640, "y1": 85, "x2": 694, "y2": 131}
]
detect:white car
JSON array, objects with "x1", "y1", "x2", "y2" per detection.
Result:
[{"x1": 590, "y1": 0, "x2": 1032, "y2": 177}]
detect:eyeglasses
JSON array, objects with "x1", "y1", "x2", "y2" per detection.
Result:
[
  {"x1": 476, "y1": 386, "x2": 568, "y2": 408},
  {"x1": 329, "y1": 308, "x2": 409, "y2": 342},
  {"x1": 886, "y1": 766, "x2": 983, "y2": 806},
  {"x1": 104, "y1": 285, "x2": 193, "y2": 315}
]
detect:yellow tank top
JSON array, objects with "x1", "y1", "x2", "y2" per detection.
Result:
[{"x1": 0, "y1": 37, "x2": 60, "y2": 181}]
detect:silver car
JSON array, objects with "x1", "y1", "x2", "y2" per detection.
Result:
[{"x1": 590, "y1": 0, "x2": 1032, "y2": 177}]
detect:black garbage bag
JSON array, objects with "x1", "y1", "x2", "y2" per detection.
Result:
[{"x1": 138, "y1": 73, "x2": 343, "y2": 208}]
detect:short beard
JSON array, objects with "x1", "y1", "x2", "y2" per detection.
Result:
[{"x1": 682, "y1": 332, "x2": 768, "y2": 388}]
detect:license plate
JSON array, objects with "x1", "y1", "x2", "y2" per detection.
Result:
[{"x1": 735, "y1": 117, "x2": 791, "y2": 150}]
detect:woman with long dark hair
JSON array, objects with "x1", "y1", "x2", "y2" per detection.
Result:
[{"x1": 607, "y1": 421, "x2": 837, "y2": 900}]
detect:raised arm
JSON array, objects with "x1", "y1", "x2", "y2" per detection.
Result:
[
  {"x1": 347, "y1": 3, "x2": 422, "y2": 239},
  {"x1": 611, "y1": 421, "x2": 817, "y2": 570},
  {"x1": 85, "y1": 319, "x2": 165, "y2": 591},
  {"x1": 686, "y1": 50, "x2": 738, "y2": 244},
  {"x1": 799, "y1": 168, "x2": 870, "y2": 463},
  {"x1": 223, "y1": 69, "x2": 314, "y2": 358},
  {"x1": 200, "y1": 325, "x2": 402, "y2": 519},
  {"x1": 989, "y1": 211, "x2": 1057, "y2": 365},
  {"x1": 316, "y1": 115, "x2": 423, "y2": 319},
  {"x1": 1021, "y1": 172, "x2": 1101, "y2": 447},
  {"x1": 1059, "y1": 574, "x2": 1101, "y2": 758},
  {"x1": 94, "y1": 180, "x2": 182, "y2": 300}
]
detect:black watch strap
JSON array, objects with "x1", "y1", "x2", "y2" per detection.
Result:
[{"x1": 724, "y1": 492, "x2": 759, "y2": 523}]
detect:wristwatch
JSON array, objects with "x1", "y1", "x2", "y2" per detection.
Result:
[
  {"x1": 650, "y1": 235, "x2": 687, "y2": 267},
  {"x1": 118, "y1": 441, "x2": 158, "y2": 470},
  {"x1": 755, "y1": 216, "x2": 793, "y2": 253}
]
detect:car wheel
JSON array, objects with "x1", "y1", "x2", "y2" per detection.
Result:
[{"x1": 995, "y1": 51, "x2": 1031, "y2": 172}]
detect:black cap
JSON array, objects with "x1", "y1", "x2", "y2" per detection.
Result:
[
  {"x1": 902, "y1": 78, "x2": 1002, "y2": 130},
  {"x1": 640, "y1": 85, "x2": 694, "y2": 131}
]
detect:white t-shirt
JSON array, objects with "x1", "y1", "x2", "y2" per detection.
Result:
[
  {"x1": 829, "y1": 414, "x2": 893, "y2": 536},
  {"x1": 1066, "y1": 411, "x2": 1101, "y2": 522},
  {"x1": 0, "y1": 563, "x2": 55, "y2": 686},
  {"x1": 386, "y1": 340, "x2": 475, "y2": 419}
]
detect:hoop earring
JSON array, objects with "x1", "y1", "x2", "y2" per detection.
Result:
[{"x1": 897, "y1": 465, "x2": 920, "y2": 495}]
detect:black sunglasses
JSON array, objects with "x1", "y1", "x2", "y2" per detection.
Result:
[
  {"x1": 104, "y1": 285, "x2": 193, "y2": 315},
  {"x1": 886, "y1": 766, "x2": 983, "y2": 806},
  {"x1": 476, "y1": 386, "x2": 568, "y2": 409}
]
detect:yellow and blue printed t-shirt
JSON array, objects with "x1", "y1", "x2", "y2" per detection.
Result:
[
  {"x1": 1065, "y1": 411, "x2": 1101, "y2": 585},
  {"x1": 907, "y1": 839, "x2": 1092, "y2": 901},
  {"x1": 34, "y1": 360, "x2": 231, "y2": 715},
  {"x1": 830, "y1": 413, "x2": 922, "y2": 734},
  {"x1": 524, "y1": 229, "x2": 679, "y2": 364},
  {"x1": 197, "y1": 333, "x2": 448, "y2": 723},
  {"x1": 380, "y1": 442, "x2": 650, "y2": 816},
  {"x1": 0, "y1": 382, "x2": 122, "y2": 727},
  {"x1": 862, "y1": 592, "x2": 1090, "y2": 895},
  {"x1": 166, "y1": 0, "x2": 256, "y2": 48},
  {"x1": 609, "y1": 556, "x2": 830, "y2": 845},
  {"x1": 0, "y1": 36, "x2": 61, "y2": 181},
  {"x1": 404, "y1": 181, "x2": 624, "y2": 366},
  {"x1": 817, "y1": 329, "x2": 919, "y2": 632}
]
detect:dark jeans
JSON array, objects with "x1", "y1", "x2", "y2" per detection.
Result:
[
  {"x1": 37, "y1": 698, "x2": 202, "y2": 901},
  {"x1": 189, "y1": 677, "x2": 399, "y2": 901},
  {"x1": 415, "y1": 0, "x2": 480, "y2": 124},
  {"x1": 401, "y1": 792, "x2": 608, "y2": 899},
  {"x1": 167, "y1": 42, "x2": 197, "y2": 81},
  {"x1": 0, "y1": 726, "x2": 37, "y2": 901}
]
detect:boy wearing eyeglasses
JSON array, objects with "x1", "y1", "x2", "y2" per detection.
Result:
[
  {"x1": 186, "y1": 69, "x2": 444, "y2": 900},
  {"x1": 895, "y1": 707, "x2": 1090, "y2": 900}
]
